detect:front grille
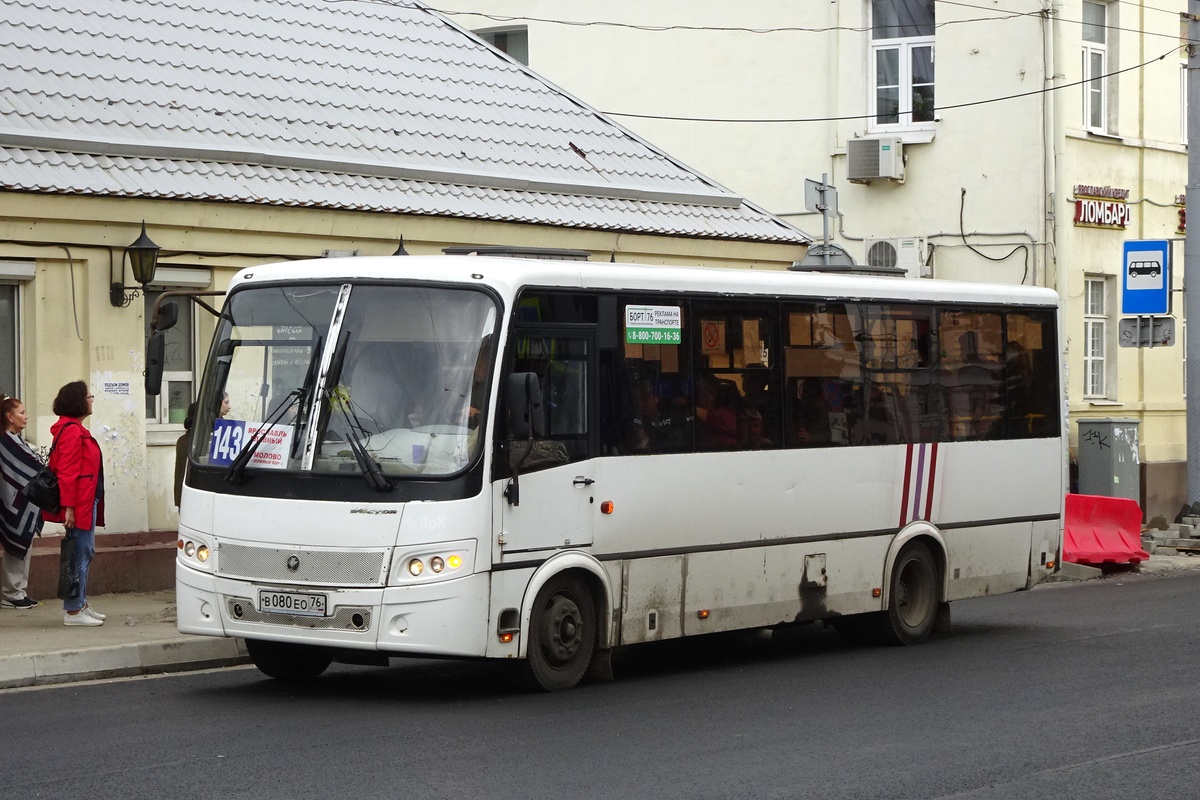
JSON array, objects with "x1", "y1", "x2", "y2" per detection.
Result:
[
  {"x1": 218, "y1": 543, "x2": 385, "y2": 586},
  {"x1": 226, "y1": 597, "x2": 373, "y2": 632}
]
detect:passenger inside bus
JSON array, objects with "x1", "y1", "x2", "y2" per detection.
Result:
[
  {"x1": 792, "y1": 378, "x2": 832, "y2": 446},
  {"x1": 695, "y1": 375, "x2": 739, "y2": 450}
]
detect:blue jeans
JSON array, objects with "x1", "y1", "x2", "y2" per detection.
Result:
[{"x1": 62, "y1": 507, "x2": 96, "y2": 612}]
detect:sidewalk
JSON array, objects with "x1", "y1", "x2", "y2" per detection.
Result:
[
  {"x1": 0, "y1": 590, "x2": 247, "y2": 689},
  {"x1": 2, "y1": 552, "x2": 1198, "y2": 690}
]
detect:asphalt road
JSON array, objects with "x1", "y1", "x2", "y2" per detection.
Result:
[{"x1": 4, "y1": 570, "x2": 1199, "y2": 800}]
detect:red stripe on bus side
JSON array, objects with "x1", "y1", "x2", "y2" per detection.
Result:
[
  {"x1": 900, "y1": 443, "x2": 914, "y2": 527},
  {"x1": 924, "y1": 442, "x2": 939, "y2": 520}
]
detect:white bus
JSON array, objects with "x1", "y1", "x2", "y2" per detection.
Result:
[{"x1": 171, "y1": 256, "x2": 1064, "y2": 690}]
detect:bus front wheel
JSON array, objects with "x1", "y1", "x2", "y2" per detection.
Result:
[
  {"x1": 879, "y1": 543, "x2": 939, "y2": 645},
  {"x1": 524, "y1": 575, "x2": 596, "y2": 692},
  {"x1": 246, "y1": 639, "x2": 333, "y2": 681}
]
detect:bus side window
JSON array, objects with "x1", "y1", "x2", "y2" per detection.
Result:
[
  {"x1": 692, "y1": 302, "x2": 781, "y2": 452},
  {"x1": 784, "y1": 303, "x2": 862, "y2": 448},
  {"x1": 939, "y1": 311, "x2": 1005, "y2": 441},
  {"x1": 1004, "y1": 311, "x2": 1059, "y2": 438},
  {"x1": 852, "y1": 304, "x2": 942, "y2": 444},
  {"x1": 614, "y1": 296, "x2": 693, "y2": 456},
  {"x1": 508, "y1": 333, "x2": 591, "y2": 470}
]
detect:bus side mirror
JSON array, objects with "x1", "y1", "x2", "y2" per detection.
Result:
[
  {"x1": 145, "y1": 330, "x2": 166, "y2": 396},
  {"x1": 505, "y1": 372, "x2": 544, "y2": 440},
  {"x1": 153, "y1": 301, "x2": 179, "y2": 332}
]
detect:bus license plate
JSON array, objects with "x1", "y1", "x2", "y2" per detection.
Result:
[{"x1": 258, "y1": 590, "x2": 327, "y2": 617}]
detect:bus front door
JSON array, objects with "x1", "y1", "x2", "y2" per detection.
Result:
[{"x1": 496, "y1": 330, "x2": 596, "y2": 560}]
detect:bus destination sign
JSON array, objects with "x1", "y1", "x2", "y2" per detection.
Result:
[{"x1": 625, "y1": 305, "x2": 682, "y2": 344}]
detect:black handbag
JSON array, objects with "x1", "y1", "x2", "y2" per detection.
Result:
[
  {"x1": 21, "y1": 466, "x2": 61, "y2": 512},
  {"x1": 19, "y1": 420, "x2": 78, "y2": 513}
]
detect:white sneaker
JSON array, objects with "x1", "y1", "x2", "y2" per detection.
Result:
[
  {"x1": 82, "y1": 605, "x2": 106, "y2": 621},
  {"x1": 64, "y1": 611, "x2": 103, "y2": 627}
]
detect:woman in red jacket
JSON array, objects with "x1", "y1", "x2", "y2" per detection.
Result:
[{"x1": 44, "y1": 381, "x2": 106, "y2": 627}]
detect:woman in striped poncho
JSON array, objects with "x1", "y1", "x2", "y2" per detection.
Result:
[{"x1": 0, "y1": 394, "x2": 43, "y2": 609}]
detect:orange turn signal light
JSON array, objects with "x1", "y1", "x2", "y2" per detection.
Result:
[
  {"x1": 697, "y1": 609, "x2": 710, "y2": 619},
  {"x1": 498, "y1": 632, "x2": 514, "y2": 644},
  {"x1": 600, "y1": 501, "x2": 614, "y2": 514},
  {"x1": 872, "y1": 588, "x2": 882, "y2": 598}
]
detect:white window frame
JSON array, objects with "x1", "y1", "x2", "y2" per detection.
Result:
[
  {"x1": 870, "y1": 38, "x2": 935, "y2": 131},
  {"x1": 144, "y1": 289, "x2": 197, "y2": 427},
  {"x1": 1082, "y1": 1, "x2": 1109, "y2": 134},
  {"x1": 0, "y1": 261, "x2": 35, "y2": 399},
  {"x1": 1182, "y1": 62, "x2": 1189, "y2": 145},
  {"x1": 0, "y1": 282, "x2": 18, "y2": 396},
  {"x1": 869, "y1": 0, "x2": 935, "y2": 134},
  {"x1": 1083, "y1": 277, "x2": 1112, "y2": 399}
]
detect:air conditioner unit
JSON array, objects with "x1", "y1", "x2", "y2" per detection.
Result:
[
  {"x1": 847, "y1": 137, "x2": 904, "y2": 182},
  {"x1": 864, "y1": 237, "x2": 927, "y2": 278}
]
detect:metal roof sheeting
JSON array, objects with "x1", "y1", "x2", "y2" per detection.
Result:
[{"x1": 0, "y1": 0, "x2": 809, "y2": 244}]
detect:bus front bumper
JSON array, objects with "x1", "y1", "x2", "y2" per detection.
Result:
[{"x1": 176, "y1": 562, "x2": 491, "y2": 658}]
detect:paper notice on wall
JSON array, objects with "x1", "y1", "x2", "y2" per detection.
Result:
[{"x1": 102, "y1": 382, "x2": 131, "y2": 396}]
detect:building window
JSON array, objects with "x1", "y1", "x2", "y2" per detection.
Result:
[
  {"x1": 1182, "y1": 63, "x2": 1189, "y2": 145},
  {"x1": 0, "y1": 284, "x2": 16, "y2": 394},
  {"x1": 1082, "y1": 1, "x2": 1109, "y2": 133},
  {"x1": 477, "y1": 26, "x2": 528, "y2": 65},
  {"x1": 870, "y1": 0, "x2": 935, "y2": 129},
  {"x1": 1084, "y1": 277, "x2": 1111, "y2": 398},
  {"x1": 144, "y1": 290, "x2": 195, "y2": 425}
]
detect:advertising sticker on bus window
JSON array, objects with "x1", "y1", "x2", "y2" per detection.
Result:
[
  {"x1": 625, "y1": 305, "x2": 682, "y2": 345},
  {"x1": 209, "y1": 419, "x2": 295, "y2": 470}
]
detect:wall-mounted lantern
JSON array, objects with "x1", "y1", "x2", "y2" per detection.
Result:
[{"x1": 110, "y1": 221, "x2": 160, "y2": 307}]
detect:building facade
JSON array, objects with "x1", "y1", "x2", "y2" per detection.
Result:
[
  {"x1": 449, "y1": 0, "x2": 1191, "y2": 519},
  {"x1": 0, "y1": 0, "x2": 808, "y2": 594}
]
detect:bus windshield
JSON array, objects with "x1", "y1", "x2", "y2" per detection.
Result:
[{"x1": 194, "y1": 282, "x2": 498, "y2": 479}]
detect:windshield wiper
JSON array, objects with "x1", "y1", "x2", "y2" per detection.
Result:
[
  {"x1": 331, "y1": 396, "x2": 394, "y2": 492},
  {"x1": 323, "y1": 329, "x2": 393, "y2": 493},
  {"x1": 225, "y1": 388, "x2": 302, "y2": 485}
]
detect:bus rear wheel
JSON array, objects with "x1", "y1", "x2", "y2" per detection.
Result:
[
  {"x1": 878, "y1": 543, "x2": 939, "y2": 645},
  {"x1": 246, "y1": 639, "x2": 333, "y2": 681},
  {"x1": 524, "y1": 575, "x2": 596, "y2": 692}
]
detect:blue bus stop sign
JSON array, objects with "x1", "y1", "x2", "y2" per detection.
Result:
[{"x1": 1121, "y1": 239, "x2": 1170, "y2": 315}]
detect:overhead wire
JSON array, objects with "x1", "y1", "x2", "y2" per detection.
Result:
[
  {"x1": 603, "y1": 46, "x2": 1179, "y2": 123},
  {"x1": 427, "y1": 1, "x2": 1190, "y2": 43}
]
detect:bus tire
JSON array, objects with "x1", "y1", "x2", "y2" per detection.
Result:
[
  {"x1": 524, "y1": 575, "x2": 596, "y2": 692},
  {"x1": 877, "y1": 543, "x2": 939, "y2": 646},
  {"x1": 246, "y1": 639, "x2": 333, "y2": 681}
]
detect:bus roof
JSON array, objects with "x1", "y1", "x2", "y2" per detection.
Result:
[{"x1": 231, "y1": 256, "x2": 1059, "y2": 308}]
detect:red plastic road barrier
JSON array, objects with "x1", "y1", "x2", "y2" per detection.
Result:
[{"x1": 1063, "y1": 493, "x2": 1150, "y2": 566}]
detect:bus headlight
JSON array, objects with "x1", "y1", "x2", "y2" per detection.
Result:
[
  {"x1": 177, "y1": 532, "x2": 215, "y2": 572},
  {"x1": 390, "y1": 541, "x2": 475, "y2": 585}
]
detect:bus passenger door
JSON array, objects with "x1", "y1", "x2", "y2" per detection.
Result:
[{"x1": 495, "y1": 329, "x2": 596, "y2": 560}]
